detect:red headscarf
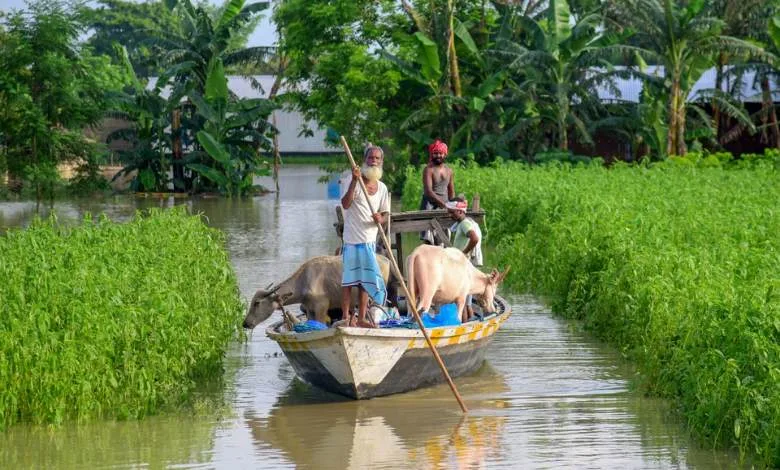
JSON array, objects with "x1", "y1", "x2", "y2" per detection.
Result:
[{"x1": 428, "y1": 139, "x2": 448, "y2": 162}]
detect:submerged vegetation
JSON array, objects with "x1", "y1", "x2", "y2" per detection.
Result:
[
  {"x1": 403, "y1": 150, "x2": 780, "y2": 466},
  {"x1": 0, "y1": 208, "x2": 243, "y2": 428}
]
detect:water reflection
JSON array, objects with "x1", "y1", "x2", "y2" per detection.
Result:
[
  {"x1": 246, "y1": 365, "x2": 509, "y2": 470},
  {"x1": 0, "y1": 413, "x2": 219, "y2": 469}
]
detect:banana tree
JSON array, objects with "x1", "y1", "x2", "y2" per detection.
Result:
[
  {"x1": 106, "y1": 46, "x2": 173, "y2": 192},
  {"x1": 186, "y1": 58, "x2": 275, "y2": 196},
  {"x1": 382, "y1": 4, "x2": 533, "y2": 160},
  {"x1": 149, "y1": 0, "x2": 274, "y2": 189},
  {"x1": 606, "y1": 0, "x2": 774, "y2": 155},
  {"x1": 495, "y1": 0, "x2": 626, "y2": 151}
]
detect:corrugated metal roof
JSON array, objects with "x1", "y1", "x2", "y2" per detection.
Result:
[{"x1": 597, "y1": 66, "x2": 780, "y2": 103}]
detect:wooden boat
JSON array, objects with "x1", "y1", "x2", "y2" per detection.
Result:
[{"x1": 265, "y1": 296, "x2": 511, "y2": 399}]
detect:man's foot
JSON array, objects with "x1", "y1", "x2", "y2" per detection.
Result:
[{"x1": 355, "y1": 318, "x2": 375, "y2": 328}]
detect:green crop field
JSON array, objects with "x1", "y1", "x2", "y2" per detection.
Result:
[
  {"x1": 403, "y1": 152, "x2": 780, "y2": 466},
  {"x1": 0, "y1": 208, "x2": 243, "y2": 428}
]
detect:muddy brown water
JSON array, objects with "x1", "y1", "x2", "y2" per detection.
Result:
[{"x1": 0, "y1": 167, "x2": 744, "y2": 469}]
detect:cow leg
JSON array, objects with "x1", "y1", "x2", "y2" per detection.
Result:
[
  {"x1": 312, "y1": 299, "x2": 331, "y2": 325},
  {"x1": 415, "y1": 263, "x2": 434, "y2": 314},
  {"x1": 456, "y1": 297, "x2": 467, "y2": 323}
]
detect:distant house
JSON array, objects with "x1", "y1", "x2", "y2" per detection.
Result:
[
  {"x1": 92, "y1": 75, "x2": 339, "y2": 159},
  {"x1": 572, "y1": 66, "x2": 780, "y2": 159},
  {"x1": 596, "y1": 66, "x2": 780, "y2": 104}
]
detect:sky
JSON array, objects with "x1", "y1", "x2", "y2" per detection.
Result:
[{"x1": 0, "y1": 0, "x2": 278, "y2": 46}]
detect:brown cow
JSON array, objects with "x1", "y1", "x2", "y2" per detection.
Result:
[{"x1": 243, "y1": 255, "x2": 391, "y2": 329}]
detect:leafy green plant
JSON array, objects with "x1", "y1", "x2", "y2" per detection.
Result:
[
  {"x1": 186, "y1": 57, "x2": 275, "y2": 196},
  {"x1": 0, "y1": 208, "x2": 243, "y2": 428},
  {"x1": 22, "y1": 161, "x2": 61, "y2": 203},
  {"x1": 403, "y1": 161, "x2": 780, "y2": 466}
]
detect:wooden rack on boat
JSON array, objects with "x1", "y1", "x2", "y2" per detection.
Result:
[{"x1": 334, "y1": 194, "x2": 485, "y2": 277}]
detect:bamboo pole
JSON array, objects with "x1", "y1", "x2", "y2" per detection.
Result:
[{"x1": 340, "y1": 136, "x2": 468, "y2": 413}]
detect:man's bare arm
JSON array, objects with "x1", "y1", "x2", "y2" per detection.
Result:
[
  {"x1": 463, "y1": 229, "x2": 479, "y2": 255},
  {"x1": 447, "y1": 168, "x2": 455, "y2": 201},
  {"x1": 341, "y1": 166, "x2": 360, "y2": 209}
]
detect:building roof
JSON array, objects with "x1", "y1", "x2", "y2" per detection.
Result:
[{"x1": 596, "y1": 66, "x2": 780, "y2": 104}]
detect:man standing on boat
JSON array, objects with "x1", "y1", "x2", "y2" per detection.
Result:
[
  {"x1": 340, "y1": 145, "x2": 391, "y2": 328},
  {"x1": 420, "y1": 139, "x2": 455, "y2": 245},
  {"x1": 447, "y1": 197, "x2": 483, "y2": 321}
]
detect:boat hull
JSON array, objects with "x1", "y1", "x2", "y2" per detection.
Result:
[
  {"x1": 266, "y1": 297, "x2": 510, "y2": 399},
  {"x1": 283, "y1": 334, "x2": 495, "y2": 398}
]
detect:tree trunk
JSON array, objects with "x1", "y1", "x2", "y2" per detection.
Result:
[
  {"x1": 171, "y1": 108, "x2": 184, "y2": 192},
  {"x1": 760, "y1": 77, "x2": 780, "y2": 149},
  {"x1": 272, "y1": 112, "x2": 280, "y2": 193},
  {"x1": 677, "y1": 100, "x2": 687, "y2": 155},
  {"x1": 268, "y1": 56, "x2": 288, "y2": 193},
  {"x1": 559, "y1": 103, "x2": 569, "y2": 150},
  {"x1": 713, "y1": 54, "x2": 726, "y2": 141},
  {"x1": 667, "y1": 74, "x2": 685, "y2": 156},
  {"x1": 447, "y1": 0, "x2": 461, "y2": 97}
]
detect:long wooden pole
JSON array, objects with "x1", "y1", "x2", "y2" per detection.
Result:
[{"x1": 340, "y1": 136, "x2": 468, "y2": 413}]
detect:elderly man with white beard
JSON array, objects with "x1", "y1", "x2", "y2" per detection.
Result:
[{"x1": 339, "y1": 145, "x2": 391, "y2": 328}]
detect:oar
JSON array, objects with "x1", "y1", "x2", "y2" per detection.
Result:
[{"x1": 339, "y1": 136, "x2": 468, "y2": 413}]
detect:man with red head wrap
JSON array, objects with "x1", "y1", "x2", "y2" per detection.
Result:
[{"x1": 419, "y1": 139, "x2": 455, "y2": 245}]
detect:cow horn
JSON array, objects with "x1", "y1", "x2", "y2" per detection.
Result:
[
  {"x1": 259, "y1": 283, "x2": 282, "y2": 298},
  {"x1": 498, "y1": 266, "x2": 511, "y2": 283}
]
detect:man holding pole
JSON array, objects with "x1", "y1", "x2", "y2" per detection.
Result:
[{"x1": 340, "y1": 145, "x2": 391, "y2": 328}]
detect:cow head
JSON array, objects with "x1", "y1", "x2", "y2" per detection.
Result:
[
  {"x1": 243, "y1": 283, "x2": 283, "y2": 329},
  {"x1": 476, "y1": 266, "x2": 511, "y2": 313}
]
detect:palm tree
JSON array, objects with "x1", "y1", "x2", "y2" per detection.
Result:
[
  {"x1": 606, "y1": 0, "x2": 773, "y2": 156},
  {"x1": 153, "y1": 0, "x2": 272, "y2": 95}
]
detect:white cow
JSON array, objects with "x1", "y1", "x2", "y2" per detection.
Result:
[{"x1": 406, "y1": 244, "x2": 509, "y2": 322}]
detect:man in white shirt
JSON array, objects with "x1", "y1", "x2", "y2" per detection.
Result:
[{"x1": 340, "y1": 146, "x2": 391, "y2": 328}]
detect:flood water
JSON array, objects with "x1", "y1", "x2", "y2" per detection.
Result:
[{"x1": 0, "y1": 167, "x2": 743, "y2": 469}]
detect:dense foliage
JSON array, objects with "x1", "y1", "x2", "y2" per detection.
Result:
[
  {"x1": 0, "y1": 209, "x2": 244, "y2": 428},
  {"x1": 277, "y1": 0, "x2": 779, "y2": 166},
  {"x1": 0, "y1": 0, "x2": 130, "y2": 199},
  {"x1": 403, "y1": 151, "x2": 780, "y2": 466}
]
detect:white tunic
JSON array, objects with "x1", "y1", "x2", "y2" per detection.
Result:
[{"x1": 341, "y1": 179, "x2": 391, "y2": 245}]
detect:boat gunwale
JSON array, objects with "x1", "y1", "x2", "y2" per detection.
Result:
[{"x1": 265, "y1": 296, "x2": 511, "y2": 343}]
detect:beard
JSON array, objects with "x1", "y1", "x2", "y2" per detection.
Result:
[
  {"x1": 361, "y1": 164, "x2": 383, "y2": 182},
  {"x1": 431, "y1": 157, "x2": 445, "y2": 165}
]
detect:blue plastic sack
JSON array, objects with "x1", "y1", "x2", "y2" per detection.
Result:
[
  {"x1": 293, "y1": 319, "x2": 329, "y2": 332},
  {"x1": 421, "y1": 303, "x2": 461, "y2": 328}
]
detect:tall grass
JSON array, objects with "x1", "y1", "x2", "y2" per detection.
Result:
[
  {"x1": 0, "y1": 208, "x2": 243, "y2": 428},
  {"x1": 402, "y1": 155, "x2": 780, "y2": 466}
]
